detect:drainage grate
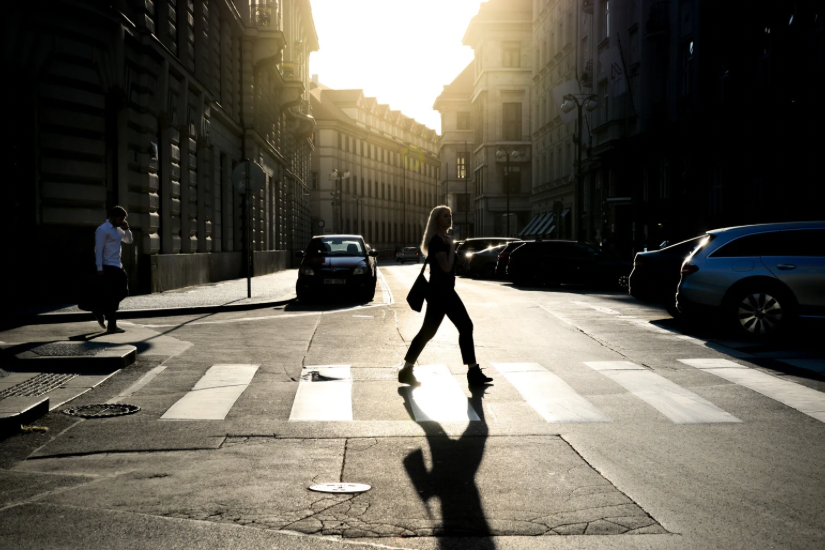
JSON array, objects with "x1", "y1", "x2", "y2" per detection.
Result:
[
  {"x1": 63, "y1": 404, "x2": 141, "y2": 418},
  {"x1": 28, "y1": 343, "x2": 105, "y2": 356},
  {"x1": 309, "y1": 483, "x2": 371, "y2": 494},
  {"x1": 0, "y1": 373, "x2": 77, "y2": 399}
]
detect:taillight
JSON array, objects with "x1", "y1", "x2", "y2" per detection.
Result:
[
  {"x1": 633, "y1": 258, "x2": 643, "y2": 268},
  {"x1": 681, "y1": 263, "x2": 699, "y2": 276}
]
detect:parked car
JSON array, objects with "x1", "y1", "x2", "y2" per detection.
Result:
[
  {"x1": 464, "y1": 244, "x2": 509, "y2": 278},
  {"x1": 396, "y1": 246, "x2": 422, "y2": 263},
  {"x1": 456, "y1": 237, "x2": 519, "y2": 275},
  {"x1": 507, "y1": 240, "x2": 631, "y2": 289},
  {"x1": 629, "y1": 236, "x2": 706, "y2": 305},
  {"x1": 676, "y1": 221, "x2": 825, "y2": 339},
  {"x1": 296, "y1": 235, "x2": 378, "y2": 302},
  {"x1": 495, "y1": 241, "x2": 528, "y2": 277}
]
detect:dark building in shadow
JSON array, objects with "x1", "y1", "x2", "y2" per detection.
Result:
[{"x1": 1, "y1": 0, "x2": 318, "y2": 307}]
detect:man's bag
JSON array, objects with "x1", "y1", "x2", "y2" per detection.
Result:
[{"x1": 406, "y1": 262, "x2": 429, "y2": 312}]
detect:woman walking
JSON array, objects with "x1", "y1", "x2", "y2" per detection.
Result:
[{"x1": 399, "y1": 206, "x2": 493, "y2": 386}]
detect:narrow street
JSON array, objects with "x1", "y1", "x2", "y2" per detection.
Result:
[{"x1": 2, "y1": 263, "x2": 824, "y2": 549}]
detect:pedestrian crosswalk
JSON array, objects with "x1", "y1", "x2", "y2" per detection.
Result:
[{"x1": 141, "y1": 358, "x2": 825, "y2": 425}]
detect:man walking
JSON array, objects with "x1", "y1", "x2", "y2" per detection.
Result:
[{"x1": 91, "y1": 206, "x2": 133, "y2": 333}]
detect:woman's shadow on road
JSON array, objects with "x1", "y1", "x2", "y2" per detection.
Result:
[{"x1": 398, "y1": 384, "x2": 495, "y2": 549}]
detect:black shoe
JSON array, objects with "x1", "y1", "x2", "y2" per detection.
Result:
[
  {"x1": 467, "y1": 367, "x2": 493, "y2": 386},
  {"x1": 106, "y1": 326, "x2": 126, "y2": 334},
  {"x1": 398, "y1": 366, "x2": 418, "y2": 386},
  {"x1": 92, "y1": 312, "x2": 106, "y2": 330}
]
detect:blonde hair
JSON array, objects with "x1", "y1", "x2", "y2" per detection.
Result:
[{"x1": 420, "y1": 205, "x2": 452, "y2": 256}]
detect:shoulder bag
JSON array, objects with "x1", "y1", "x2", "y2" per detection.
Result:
[{"x1": 406, "y1": 259, "x2": 429, "y2": 312}]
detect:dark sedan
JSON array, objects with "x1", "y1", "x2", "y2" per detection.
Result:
[
  {"x1": 465, "y1": 244, "x2": 509, "y2": 278},
  {"x1": 296, "y1": 235, "x2": 378, "y2": 302},
  {"x1": 507, "y1": 240, "x2": 631, "y2": 289},
  {"x1": 629, "y1": 236, "x2": 705, "y2": 306},
  {"x1": 495, "y1": 241, "x2": 527, "y2": 277},
  {"x1": 456, "y1": 237, "x2": 519, "y2": 275}
]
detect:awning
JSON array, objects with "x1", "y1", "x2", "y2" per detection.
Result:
[
  {"x1": 535, "y1": 213, "x2": 556, "y2": 236},
  {"x1": 518, "y1": 212, "x2": 547, "y2": 238}
]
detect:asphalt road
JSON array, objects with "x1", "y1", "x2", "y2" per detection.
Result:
[{"x1": 2, "y1": 263, "x2": 824, "y2": 549}]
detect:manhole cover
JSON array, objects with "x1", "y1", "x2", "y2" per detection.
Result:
[
  {"x1": 309, "y1": 483, "x2": 371, "y2": 494},
  {"x1": 29, "y1": 343, "x2": 105, "y2": 357},
  {"x1": 63, "y1": 404, "x2": 140, "y2": 418}
]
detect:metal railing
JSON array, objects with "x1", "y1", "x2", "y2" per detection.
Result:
[{"x1": 246, "y1": 0, "x2": 282, "y2": 29}]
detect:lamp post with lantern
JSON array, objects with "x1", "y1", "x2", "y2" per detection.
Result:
[
  {"x1": 329, "y1": 169, "x2": 350, "y2": 233},
  {"x1": 560, "y1": 93, "x2": 598, "y2": 240}
]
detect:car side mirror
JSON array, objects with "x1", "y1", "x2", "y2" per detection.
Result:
[
  {"x1": 368, "y1": 249, "x2": 378, "y2": 257},
  {"x1": 295, "y1": 252, "x2": 304, "y2": 258}
]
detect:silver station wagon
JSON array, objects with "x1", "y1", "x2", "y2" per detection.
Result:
[{"x1": 676, "y1": 221, "x2": 825, "y2": 339}]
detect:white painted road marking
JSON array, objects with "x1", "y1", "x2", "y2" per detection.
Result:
[
  {"x1": 494, "y1": 363, "x2": 610, "y2": 423},
  {"x1": 679, "y1": 358, "x2": 825, "y2": 423},
  {"x1": 572, "y1": 301, "x2": 621, "y2": 315},
  {"x1": 404, "y1": 365, "x2": 480, "y2": 422},
  {"x1": 160, "y1": 364, "x2": 259, "y2": 421},
  {"x1": 290, "y1": 365, "x2": 353, "y2": 421},
  {"x1": 586, "y1": 361, "x2": 741, "y2": 424}
]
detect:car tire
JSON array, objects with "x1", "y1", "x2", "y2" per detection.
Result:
[
  {"x1": 361, "y1": 283, "x2": 376, "y2": 302},
  {"x1": 296, "y1": 285, "x2": 312, "y2": 303},
  {"x1": 727, "y1": 284, "x2": 795, "y2": 340}
]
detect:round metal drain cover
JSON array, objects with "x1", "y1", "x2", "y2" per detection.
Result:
[
  {"x1": 309, "y1": 483, "x2": 371, "y2": 494},
  {"x1": 63, "y1": 404, "x2": 141, "y2": 418}
]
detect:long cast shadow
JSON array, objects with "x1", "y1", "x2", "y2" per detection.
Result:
[{"x1": 399, "y1": 384, "x2": 495, "y2": 548}]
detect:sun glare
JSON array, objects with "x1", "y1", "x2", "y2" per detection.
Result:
[{"x1": 309, "y1": 0, "x2": 486, "y2": 134}]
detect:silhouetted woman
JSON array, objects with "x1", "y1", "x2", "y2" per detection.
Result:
[{"x1": 399, "y1": 205, "x2": 493, "y2": 386}]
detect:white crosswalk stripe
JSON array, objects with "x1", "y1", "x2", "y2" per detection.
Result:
[
  {"x1": 290, "y1": 365, "x2": 353, "y2": 421},
  {"x1": 585, "y1": 361, "x2": 741, "y2": 424},
  {"x1": 147, "y1": 357, "x2": 825, "y2": 425},
  {"x1": 493, "y1": 363, "x2": 610, "y2": 423},
  {"x1": 160, "y1": 364, "x2": 259, "y2": 421},
  {"x1": 679, "y1": 358, "x2": 825, "y2": 422},
  {"x1": 401, "y1": 365, "x2": 480, "y2": 422}
]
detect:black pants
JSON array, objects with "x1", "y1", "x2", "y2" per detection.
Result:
[
  {"x1": 92, "y1": 266, "x2": 129, "y2": 325},
  {"x1": 405, "y1": 287, "x2": 476, "y2": 365}
]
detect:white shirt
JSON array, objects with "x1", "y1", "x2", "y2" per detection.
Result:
[{"x1": 95, "y1": 220, "x2": 133, "y2": 271}]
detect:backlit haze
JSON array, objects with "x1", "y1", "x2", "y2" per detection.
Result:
[{"x1": 309, "y1": 0, "x2": 487, "y2": 134}]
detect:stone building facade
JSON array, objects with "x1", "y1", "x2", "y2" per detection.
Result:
[
  {"x1": 2, "y1": 0, "x2": 317, "y2": 305},
  {"x1": 433, "y1": 64, "x2": 475, "y2": 241},
  {"x1": 310, "y1": 81, "x2": 441, "y2": 249},
  {"x1": 435, "y1": 0, "x2": 533, "y2": 239}
]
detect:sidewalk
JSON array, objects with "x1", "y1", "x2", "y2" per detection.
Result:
[{"x1": 8, "y1": 270, "x2": 300, "y2": 324}]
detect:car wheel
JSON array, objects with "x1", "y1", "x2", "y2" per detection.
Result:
[
  {"x1": 728, "y1": 286, "x2": 793, "y2": 339},
  {"x1": 361, "y1": 283, "x2": 376, "y2": 302},
  {"x1": 617, "y1": 274, "x2": 629, "y2": 290},
  {"x1": 296, "y1": 285, "x2": 311, "y2": 303}
]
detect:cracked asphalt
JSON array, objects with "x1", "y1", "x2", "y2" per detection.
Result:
[{"x1": 1, "y1": 263, "x2": 824, "y2": 549}]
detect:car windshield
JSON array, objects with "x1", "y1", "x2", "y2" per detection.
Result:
[{"x1": 306, "y1": 238, "x2": 365, "y2": 257}]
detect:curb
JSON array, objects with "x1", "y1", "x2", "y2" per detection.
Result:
[{"x1": 2, "y1": 297, "x2": 297, "y2": 327}]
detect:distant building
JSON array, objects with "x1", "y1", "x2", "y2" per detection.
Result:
[
  {"x1": 2, "y1": 0, "x2": 317, "y2": 305},
  {"x1": 433, "y1": 63, "x2": 476, "y2": 240},
  {"x1": 310, "y1": 79, "x2": 441, "y2": 249},
  {"x1": 437, "y1": 0, "x2": 533, "y2": 239}
]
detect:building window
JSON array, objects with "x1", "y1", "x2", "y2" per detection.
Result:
[
  {"x1": 600, "y1": 81, "x2": 609, "y2": 124},
  {"x1": 681, "y1": 40, "x2": 694, "y2": 96},
  {"x1": 457, "y1": 112, "x2": 470, "y2": 130},
  {"x1": 603, "y1": 0, "x2": 610, "y2": 39},
  {"x1": 502, "y1": 102, "x2": 522, "y2": 141},
  {"x1": 503, "y1": 42, "x2": 520, "y2": 67},
  {"x1": 456, "y1": 152, "x2": 467, "y2": 179}
]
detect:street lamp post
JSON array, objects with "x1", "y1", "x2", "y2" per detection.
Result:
[
  {"x1": 329, "y1": 169, "x2": 350, "y2": 233},
  {"x1": 350, "y1": 196, "x2": 363, "y2": 236},
  {"x1": 560, "y1": 93, "x2": 598, "y2": 241},
  {"x1": 495, "y1": 148, "x2": 520, "y2": 238}
]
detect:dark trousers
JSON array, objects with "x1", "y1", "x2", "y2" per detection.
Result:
[
  {"x1": 404, "y1": 287, "x2": 476, "y2": 365},
  {"x1": 92, "y1": 266, "x2": 129, "y2": 326}
]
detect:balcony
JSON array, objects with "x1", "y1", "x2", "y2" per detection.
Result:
[
  {"x1": 280, "y1": 62, "x2": 306, "y2": 106},
  {"x1": 244, "y1": 1, "x2": 287, "y2": 68},
  {"x1": 646, "y1": 1, "x2": 670, "y2": 42}
]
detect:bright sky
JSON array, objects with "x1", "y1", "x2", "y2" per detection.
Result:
[{"x1": 308, "y1": 0, "x2": 487, "y2": 134}]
